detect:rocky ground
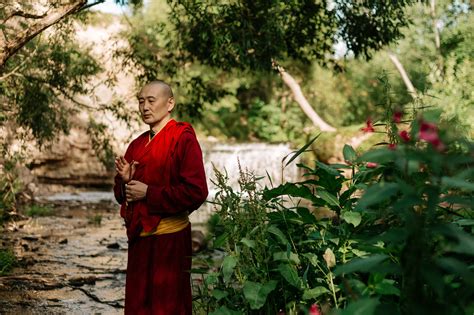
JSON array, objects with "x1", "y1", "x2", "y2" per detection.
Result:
[
  {"x1": 0, "y1": 201, "x2": 127, "y2": 314},
  {"x1": 0, "y1": 196, "x2": 214, "y2": 315}
]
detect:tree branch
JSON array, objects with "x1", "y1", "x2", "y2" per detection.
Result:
[
  {"x1": 273, "y1": 62, "x2": 337, "y2": 132},
  {"x1": 0, "y1": 0, "x2": 87, "y2": 69},
  {"x1": 3, "y1": 10, "x2": 48, "y2": 22},
  {"x1": 387, "y1": 51, "x2": 418, "y2": 98}
]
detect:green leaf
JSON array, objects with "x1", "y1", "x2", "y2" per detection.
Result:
[
  {"x1": 436, "y1": 257, "x2": 474, "y2": 287},
  {"x1": 297, "y1": 207, "x2": 317, "y2": 224},
  {"x1": 273, "y1": 251, "x2": 300, "y2": 265},
  {"x1": 222, "y1": 255, "x2": 237, "y2": 283},
  {"x1": 374, "y1": 280, "x2": 400, "y2": 296},
  {"x1": 355, "y1": 183, "x2": 399, "y2": 210},
  {"x1": 358, "y1": 148, "x2": 395, "y2": 164},
  {"x1": 441, "y1": 177, "x2": 474, "y2": 191},
  {"x1": 316, "y1": 161, "x2": 342, "y2": 177},
  {"x1": 263, "y1": 183, "x2": 316, "y2": 202},
  {"x1": 209, "y1": 305, "x2": 242, "y2": 315},
  {"x1": 317, "y1": 189, "x2": 340, "y2": 207},
  {"x1": 334, "y1": 254, "x2": 389, "y2": 276},
  {"x1": 303, "y1": 253, "x2": 319, "y2": 267},
  {"x1": 434, "y1": 224, "x2": 474, "y2": 256},
  {"x1": 205, "y1": 273, "x2": 219, "y2": 286},
  {"x1": 341, "y1": 211, "x2": 362, "y2": 227},
  {"x1": 284, "y1": 134, "x2": 320, "y2": 167},
  {"x1": 268, "y1": 225, "x2": 289, "y2": 245},
  {"x1": 212, "y1": 289, "x2": 229, "y2": 301},
  {"x1": 343, "y1": 144, "x2": 357, "y2": 162},
  {"x1": 240, "y1": 237, "x2": 256, "y2": 248},
  {"x1": 214, "y1": 233, "x2": 229, "y2": 248},
  {"x1": 302, "y1": 286, "x2": 330, "y2": 300},
  {"x1": 243, "y1": 280, "x2": 277, "y2": 310},
  {"x1": 341, "y1": 298, "x2": 380, "y2": 315},
  {"x1": 278, "y1": 264, "x2": 302, "y2": 288}
]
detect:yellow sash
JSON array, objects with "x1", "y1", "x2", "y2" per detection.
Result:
[{"x1": 139, "y1": 211, "x2": 190, "y2": 237}]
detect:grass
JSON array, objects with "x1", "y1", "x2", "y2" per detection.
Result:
[
  {"x1": 88, "y1": 214, "x2": 102, "y2": 226},
  {"x1": 25, "y1": 204, "x2": 54, "y2": 217},
  {"x1": 0, "y1": 249, "x2": 16, "y2": 275}
]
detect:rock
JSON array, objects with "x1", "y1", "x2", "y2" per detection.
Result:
[
  {"x1": 68, "y1": 276, "x2": 97, "y2": 287},
  {"x1": 191, "y1": 230, "x2": 206, "y2": 253},
  {"x1": 59, "y1": 238, "x2": 68, "y2": 244},
  {"x1": 22, "y1": 235, "x2": 39, "y2": 241},
  {"x1": 106, "y1": 242, "x2": 120, "y2": 249}
]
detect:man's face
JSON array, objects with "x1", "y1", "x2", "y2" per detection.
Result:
[{"x1": 137, "y1": 84, "x2": 174, "y2": 126}]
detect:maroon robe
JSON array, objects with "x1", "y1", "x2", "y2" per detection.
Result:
[{"x1": 113, "y1": 119, "x2": 208, "y2": 314}]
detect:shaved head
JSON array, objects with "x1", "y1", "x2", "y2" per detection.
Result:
[{"x1": 142, "y1": 80, "x2": 174, "y2": 99}]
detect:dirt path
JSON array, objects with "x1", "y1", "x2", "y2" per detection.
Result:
[{"x1": 0, "y1": 202, "x2": 127, "y2": 314}]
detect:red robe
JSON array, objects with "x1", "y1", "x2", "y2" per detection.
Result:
[{"x1": 113, "y1": 119, "x2": 208, "y2": 314}]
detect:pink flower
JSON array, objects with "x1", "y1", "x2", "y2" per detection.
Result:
[
  {"x1": 399, "y1": 130, "x2": 410, "y2": 142},
  {"x1": 361, "y1": 118, "x2": 375, "y2": 133},
  {"x1": 388, "y1": 143, "x2": 397, "y2": 150},
  {"x1": 309, "y1": 304, "x2": 321, "y2": 315},
  {"x1": 393, "y1": 111, "x2": 403, "y2": 123},
  {"x1": 366, "y1": 162, "x2": 378, "y2": 168},
  {"x1": 419, "y1": 121, "x2": 445, "y2": 151}
]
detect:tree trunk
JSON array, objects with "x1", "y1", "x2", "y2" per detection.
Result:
[
  {"x1": 275, "y1": 65, "x2": 337, "y2": 132},
  {"x1": 0, "y1": 1, "x2": 87, "y2": 69}
]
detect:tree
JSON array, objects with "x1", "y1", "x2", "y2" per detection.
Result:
[{"x1": 0, "y1": 0, "x2": 141, "y2": 69}]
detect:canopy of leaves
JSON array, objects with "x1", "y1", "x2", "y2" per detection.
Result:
[{"x1": 167, "y1": 0, "x2": 418, "y2": 70}]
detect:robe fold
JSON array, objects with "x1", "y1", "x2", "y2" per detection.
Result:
[{"x1": 113, "y1": 119, "x2": 208, "y2": 314}]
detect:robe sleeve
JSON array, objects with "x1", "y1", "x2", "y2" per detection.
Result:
[
  {"x1": 113, "y1": 140, "x2": 135, "y2": 205},
  {"x1": 146, "y1": 131, "x2": 208, "y2": 214}
]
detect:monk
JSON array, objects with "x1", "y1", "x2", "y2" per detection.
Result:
[{"x1": 113, "y1": 80, "x2": 208, "y2": 314}]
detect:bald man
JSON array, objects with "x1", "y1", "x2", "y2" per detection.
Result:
[{"x1": 113, "y1": 80, "x2": 208, "y2": 314}]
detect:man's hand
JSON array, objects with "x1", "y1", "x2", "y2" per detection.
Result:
[
  {"x1": 125, "y1": 180, "x2": 148, "y2": 202},
  {"x1": 115, "y1": 156, "x2": 139, "y2": 182}
]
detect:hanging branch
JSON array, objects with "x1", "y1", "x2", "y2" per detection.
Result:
[
  {"x1": 387, "y1": 51, "x2": 418, "y2": 98},
  {"x1": 273, "y1": 61, "x2": 337, "y2": 132}
]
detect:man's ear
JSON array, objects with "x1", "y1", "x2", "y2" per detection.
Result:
[{"x1": 167, "y1": 97, "x2": 175, "y2": 113}]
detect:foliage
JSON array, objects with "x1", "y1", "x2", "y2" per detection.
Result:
[
  {"x1": 25, "y1": 204, "x2": 54, "y2": 217},
  {"x1": 0, "y1": 249, "x2": 16, "y2": 276},
  {"x1": 195, "y1": 103, "x2": 474, "y2": 314},
  {"x1": 168, "y1": 0, "x2": 417, "y2": 70},
  {"x1": 0, "y1": 18, "x2": 101, "y2": 144}
]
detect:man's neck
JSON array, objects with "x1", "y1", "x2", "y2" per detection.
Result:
[{"x1": 150, "y1": 116, "x2": 172, "y2": 135}]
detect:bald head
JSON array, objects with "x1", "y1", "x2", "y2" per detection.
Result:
[{"x1": 141, "y1": 80, "x2": 174, "y2": 99}]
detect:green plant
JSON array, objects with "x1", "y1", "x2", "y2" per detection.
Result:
[
  {"x1": 195, "y1": 107, "x2": 474, "y2": 314},
  {"x1": 25, "y1": 204, "x2": 54, "y2": 217},
  {"x1": 88, "y1": 214, "x2": 102, "y2": 226},
  {"x1": 0, "y1": 249, "x2": 16, "y2": 275}
]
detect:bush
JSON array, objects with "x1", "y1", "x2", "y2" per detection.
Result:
[{"x1": 195, "y1": 110, "x2": 474, "y2": 315}]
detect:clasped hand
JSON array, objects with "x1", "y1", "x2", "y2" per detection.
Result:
[
  {"x1": 125, "y1": 180, "x2": 147, "y2": 202},
  {"x1": 115, "y1": 156, "x2": 148, "y2": 202}
]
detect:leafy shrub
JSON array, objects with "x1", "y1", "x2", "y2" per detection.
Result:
[{"x1": 195, "y1": 110, "x2": 474, "y2": 315}]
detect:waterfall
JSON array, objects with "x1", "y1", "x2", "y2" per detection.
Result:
[{"x1": 191, "y1": 142, "x2": 299, "y2": 224}]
